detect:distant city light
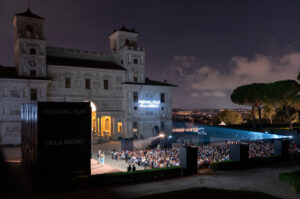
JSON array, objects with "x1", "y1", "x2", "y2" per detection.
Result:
[
  {"x1": 168, "y1": 135, "x2": 172, "y2": 139},
  {"x1": 138, "y1": 100, "x2": 160, "y2": 108},
  {"x1": 172, "y1": 127, "x2": 207, "y2": 135}
]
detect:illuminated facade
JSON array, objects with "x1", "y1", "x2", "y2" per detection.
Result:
[{"x1": 0, "y1": 9, "x2": 176, "y2": 145}]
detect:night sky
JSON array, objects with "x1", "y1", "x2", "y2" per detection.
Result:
[{"x1": 0, "y1": 0, "x2": 299, "y2": 109}]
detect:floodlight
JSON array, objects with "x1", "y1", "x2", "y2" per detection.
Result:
[{"x1": 159, "y1": 133, "x2": 165, "y2": 138}]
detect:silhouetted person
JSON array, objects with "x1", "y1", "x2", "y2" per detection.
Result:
[
  {"x1": 127, "y1": 164, "x2": 132, "y2": 172},
  {"x1": 132, "y1": 164, "x2": 136, "y2": 172}
]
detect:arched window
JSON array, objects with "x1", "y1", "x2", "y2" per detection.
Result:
[
  {"x1": 105, "y1": 119, "x2": 110, "y2": 132},
  {"x1": 26, "y1": 25, "x2": 33, "y2": 38}
]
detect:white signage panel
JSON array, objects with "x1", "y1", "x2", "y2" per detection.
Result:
[{"x1": 138, "y1": 100, "x2": 160, "y2": 108}]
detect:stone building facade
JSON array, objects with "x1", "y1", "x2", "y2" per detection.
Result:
[{"x1": 0, "y1": 9, "x2": 176, "y2": 145}]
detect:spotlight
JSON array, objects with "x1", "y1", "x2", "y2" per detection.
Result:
[
  {"x1": 159, "y1": 133, "x2": 165, "y2": 138},
  {"x1": 168, "y1": 135, "x2": 172, "y2": 139}
]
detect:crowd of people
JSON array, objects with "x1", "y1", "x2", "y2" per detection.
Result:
[
  {"x1": 289, "y1": 141, "x2": 300, "y2": 153},
  {"x1": 249, "y1": 141, "x2": 274, "y2": 158},
  {"x1": 197, "y1": 144, "x2": 230, "y2": 169},
  {"x1": 111, "y1": 148, "x2": 180, "y2": 169},
  {"x1": 197, "y1": 141, "x2": 277, "y2": 168},
  {"x1": 110, "y1": 140, "x2": 299, "y2": 170}
]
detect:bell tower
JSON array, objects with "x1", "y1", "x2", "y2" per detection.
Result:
[
  {"x1": 13, "y1": 8, "x2": 46, "y2": 77},
  {"x1": 109, "y1": 25, "x2": 145, "y2": 83}
]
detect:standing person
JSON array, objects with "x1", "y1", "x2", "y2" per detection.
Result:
[
  {"x1": 127, "y1": 164, "x2": 132, "y2": 172},
  {"x1": 97, "y1": 150, "x2": 101, "y2": 164},
  {"x1": 101, "y1": 152, "x2": 105, "y2": 166},
  {"x1": 132, "y1": 164, "x2": 136, "y2": 172}
]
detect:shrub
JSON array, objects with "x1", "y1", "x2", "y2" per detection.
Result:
[
  {"x1": 73, "y1": 166, "x2": 182, "y2": 189},
  {"x1": 209, "y1": 160, "x2": 240, "y2": 171},
  {"x1": 279, "y1": 170, "x2": 300, "y2": 193},
  {"x1": 210, "y1": 156, "x2": 282, "y2": 171}
]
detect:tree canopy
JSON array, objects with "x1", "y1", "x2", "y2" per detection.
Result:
[
  {"x1": 230, "y1": 83, "x2": 266, "y2": 129},
  {"x1": 262, "y1": 80, "x2": 300, "y2": 107},
  {"x1": 231, "y1": 80, "x2": 300, "y2": 129}
]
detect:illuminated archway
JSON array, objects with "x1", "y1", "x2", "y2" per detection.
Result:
[
  {"x1": 105, "y1": 119, "x2": 110, "y2": 131},
  {"x1": 101, "y1": 116, "x2": 111, "y2": 137}
]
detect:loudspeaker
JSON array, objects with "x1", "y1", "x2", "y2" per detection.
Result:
[
  {"x1": 274, "y1": 139, "x2": 290, "y2": 159},
  {"x1": 230, "y1": 143, "x2": 249, "y2": 161},
  {"x1": 180, "y1": 146, "x2": 198, "y2": 175}
]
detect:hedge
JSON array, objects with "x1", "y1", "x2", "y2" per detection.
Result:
[
  {"x1": 73, "y1": 166, "x2": 182, "y2": 189},
  {"x1": 279, "y1": 170, "x2": 300, "y2": 193},
  {"x1": 210, "y1": 156, "x2": 283, "y2": 171}
]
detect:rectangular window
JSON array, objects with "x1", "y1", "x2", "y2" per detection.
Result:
[
  {"x1": 85, "y1": 79, "x2": 90, "y2": 89},
  {"x1": 117, "y1": 122, "x2": 122, "y2": 133},
  {"x1": 134, "y1": 76, "x2": 138, "y2": 82},
  {"x1": 133, "y1": 92, "x2": 138, "y2": 102},
  {"x1": 133, "y1": 121, "x2": 138, "y2": 132},
  {"x1": 65, "y1": 78, "x2": 71, "y2": 88},
  {"x1": 30, "y1": 70, "x2": 36, "y2": 76},
  {"x1": 134, "y1": 106, "x2": 138, "y2": 111},
  {"x1": 160, "y1": 93, "x2": 165, "y2": 103},
  {"x1": 134, "y1": 58, "x2": 138, "y2": 64},
  {"x1": 30, "y1": 48, "x2": 36, "y2": 55},
  {"x1": 104, "y1": 80, "x2": 108, "y2": 90},
  {"x1": 10, "y1": 90, "x2": 20, "y2": 98},
  {"x1": 133, "y1": 121, "x2": 137, "y2": 128},
  {"x1": 30, "y1": 89, "x2": 37, "y2": 101}
]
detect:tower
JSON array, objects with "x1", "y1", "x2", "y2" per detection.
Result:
[
  {"x1": 13, "y1": 8, "x2": 46, "y2": 77},
  {"x1": 109, "y1": 25, "x2": 145, "y2": 83}
]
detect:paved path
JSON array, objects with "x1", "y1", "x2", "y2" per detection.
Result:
[
  {"x1": 92, "y1": 141, "x2": 145, "y2": 172},
  {"x1": 91, "y1": 159, "x2": 121, "y2": 175}
]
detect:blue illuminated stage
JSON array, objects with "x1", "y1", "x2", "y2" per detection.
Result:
[{"x1": 172, "y1": 122, "x2": 293, "y2": 144}]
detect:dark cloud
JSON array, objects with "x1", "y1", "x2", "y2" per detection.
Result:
[{"x1": 168, "y1": 53, "x2": 299, "y2": 108}]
